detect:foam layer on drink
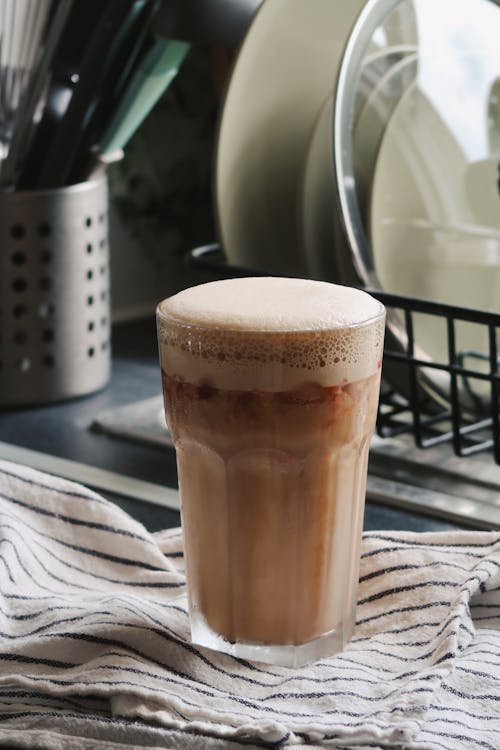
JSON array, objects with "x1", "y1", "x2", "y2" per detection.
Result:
[{"x1": 157, "y1": 277, "x2": 385, "y2": 390}]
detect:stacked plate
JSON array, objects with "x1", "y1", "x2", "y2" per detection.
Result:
[{"x1": 215, "y1": 0, "x2": 500, "y2": 407}]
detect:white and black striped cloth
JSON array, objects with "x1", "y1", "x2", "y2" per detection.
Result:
[{"x1": 0, "y1": 458, "x2": 499, "y2": 750}]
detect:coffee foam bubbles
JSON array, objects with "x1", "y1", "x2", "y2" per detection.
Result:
[{"x1": 157, "y1": 277, "x2": 385, "y2": 390}]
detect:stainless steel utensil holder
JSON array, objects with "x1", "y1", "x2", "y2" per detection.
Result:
[{"x1": 0, "y1": 177, "x2": 111, "y2": 407}]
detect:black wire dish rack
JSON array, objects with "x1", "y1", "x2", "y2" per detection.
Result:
[{"x1": 188, "y1": 244, "x2": 500, "y2": 468}]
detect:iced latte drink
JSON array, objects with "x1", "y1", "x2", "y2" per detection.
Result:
[{"x1": 157, "y1": 277, "x2": 385, "y2": 666}]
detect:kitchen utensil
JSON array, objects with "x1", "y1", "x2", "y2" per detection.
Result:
[
  {"x1": 67, "y1": 0, "x2": 162, "y2": 185},
  {"x1": 0, "y1": 0, "x2": 53, "y2": 176},
  {"x1": 35, "y1": 0, "x2": 150, "y2": 189},
  {"x1": 15, "y1": 0, "x2": 118, "y2": 190},
  {"x1": 3, "y1": 0, "x2": 74, "y2": 190},
  {"x1": 82, "y1": 36, "x2": 189, "y2": 181}
]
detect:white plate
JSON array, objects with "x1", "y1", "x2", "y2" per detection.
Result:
[
  {"x1": 299, "y1": 94, "x2": 338, "y2": 281},
  {"x1": 300, "y1": 48, "x2": 417, "y2": 282},
  {"x1": 352, "y1": 0, "x2": 418, "y2": 128},
  {"x1": 352, "y1": 49, "x2": 417, "y2": 221},
  {"x1": 216, "y1": 0, "x2": 367, "y2": 276}
]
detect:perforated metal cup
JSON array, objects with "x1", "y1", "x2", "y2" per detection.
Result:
[{"x1": 0, "y1": 177, "x2": 111, "y2": 407}]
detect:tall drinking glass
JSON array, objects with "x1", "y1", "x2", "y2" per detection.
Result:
[{"x1": 156, "y1": 277, "x2": 385, "y2": 667}]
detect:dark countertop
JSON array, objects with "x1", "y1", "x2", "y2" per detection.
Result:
[{"x1": 0, "y1": 317, "x2": 467, "y2": 534}]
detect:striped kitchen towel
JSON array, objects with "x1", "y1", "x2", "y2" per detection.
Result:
[{"x1": 0, "y1": 458, "x2": 499, "y2": 750}]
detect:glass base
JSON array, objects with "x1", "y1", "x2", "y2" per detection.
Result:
[{"x1": 190, "y1": 614, "x2": 353, "y2": 668}]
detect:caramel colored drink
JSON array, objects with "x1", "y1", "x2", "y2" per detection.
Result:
[{"x1": 157, "y1": 277, "x2": 385, "y2": 666}]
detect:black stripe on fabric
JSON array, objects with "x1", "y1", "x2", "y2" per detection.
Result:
[
  {"x1": 443, "y1": 683, "x2": 500, "y2": 702},
  {"x1": 459, "y1": 621, "x2": 476, "y2": 639},
  {"x1": 347, "y1": 643, "x2": 456, "y2": 666},
  {"x1": 459, "y1": 658, "x2": 500, "y2": 678},
  {"x1": 0, "y1": 465, "x2": 109, "y2": 506},
  {"x1": 317, "y1": 653, "x2": 405, "y2": 677},
  {"x1": 358, "y1": 579, "x2": 461, "y2": 607},
  {"x1": 361, "y1": 545, "x2": 485, "y2": 562},
  {"x1": 463, "y1": 639, "x2": 500, "y2": 654},
  {"x1": 418, "y1": 728, "x2": 499, "y2": 750},
  {"x1": 0, "y1": 653, "x2": 76, "y2": 669},
  {"x1": 0, "y1": 602, "x2": 87, "y2": 621},
  {"x1": 426, "y1": 703, "x2": 500, "y2": 723},
  {"x1": 364, "y1": 532, "x2": 500, "y2": 549},
  {"x1": 462, "y1": 640, "x2": 500, "y2": 666},
  {"x1": 0, "y1": 553, "x2": 15, "y2": 583},
  {"x1": 423, "y1": 714, "x2": 500, "y2": 736},
  {"x1": 359, "y1": 559, "x2": 473, "y2": 583},
  {"x1": 324, "y1": 649, "x2": 444, "y2": 677},
  {"x1": 352, "y1": 613, "x2": 464, "y2": 644},
  {"x1": 356, "y1": 599, "x2": 453, "y2": 626},
  {"x1": 456, "y1": 664, "x2": 500, "y2": 680},
  {"x1": 354, "y1": 635, "x2": 440, "y2": 649},
  {"x1": 0, "y1": 510, "x2": 165, "y2": 571},
  {"x1": 254, "y1": 684, "x2": 433, "y2": 704},
  {"x1": 0, "y1": 491, "x2": 154, "y2": 544},
  {"x1": 1, "y1": 592, "x2": 79, "y2": 602},
  {"x1": 0, "y1": 538, "x2": 66, "y2": 595},
  {"x1": 0, "y1": 613, "x2": 109, "y2": 639}
]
